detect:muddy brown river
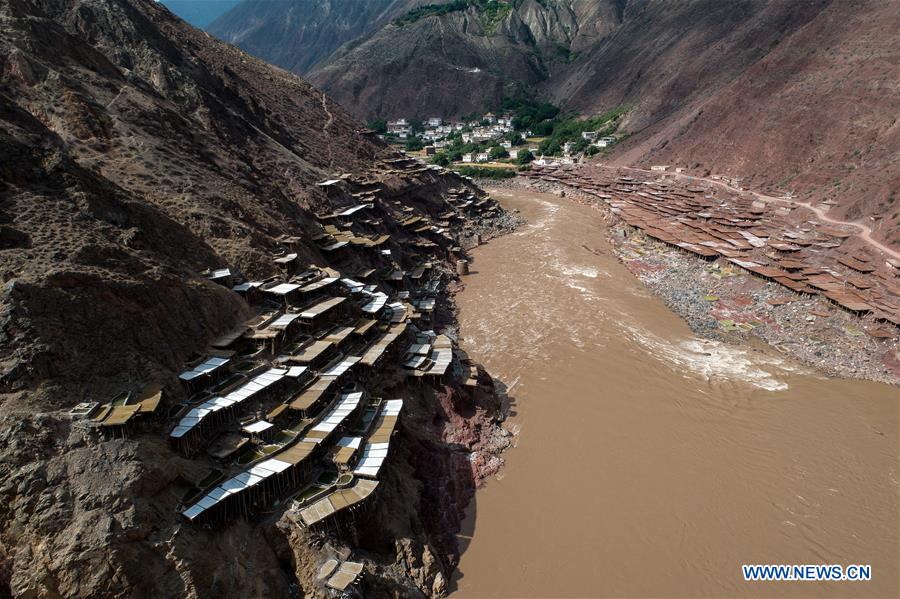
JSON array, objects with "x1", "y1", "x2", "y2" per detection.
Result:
[{"x1": 452, "y1": 188, "x2": 899, "y2": 598}]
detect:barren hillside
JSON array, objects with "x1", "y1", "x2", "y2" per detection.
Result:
[
  {"x1": 602, "y1": 0, "x2": 900, "y2": 246},
  {"x1": 207, "y1": 0, "x2": 429, "y2": 75},
  {"x1": 0, "y1": 0, "x2": 510, "y2": 596},
  {"x1": 1, "y1": 0, "x2": 385, "y2": 398}
]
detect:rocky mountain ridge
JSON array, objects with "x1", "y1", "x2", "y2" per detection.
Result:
[
  {"x1": 0, "y1": 0, "x2": 513, "y2": 596},
  {"x1": 207, "y1": 0, "x2": 429, "y2": 75},
  {"x1": 306, "y1": 0, "x2": 624, "y2": 119}
]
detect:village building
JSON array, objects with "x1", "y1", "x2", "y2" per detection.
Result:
[{"x1": 387, "y1": 118, "x2": 409, "y2": 134}]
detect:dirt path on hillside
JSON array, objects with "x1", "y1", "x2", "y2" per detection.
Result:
[{"x1": 321, "y1": 91, "x2": 335, "y2": 170}]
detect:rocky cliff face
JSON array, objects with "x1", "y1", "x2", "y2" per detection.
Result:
[
  {"x1": 306, "y1": 0, "x2": 624, "y2": 119},
  {"x1": 0, "y1": 0, "x2": 511, "y2": 596},
  {"x1": 207, "y1": 0, "x2": 427, "y2": 75}
]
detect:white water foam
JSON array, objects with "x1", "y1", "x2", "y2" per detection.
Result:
[{"x1": 623, "y1": 325, "x2": 792, "y2": 391}]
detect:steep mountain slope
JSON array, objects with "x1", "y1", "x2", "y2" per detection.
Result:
[
  {"x1": 0, "y1": 0, "x2": 510, "y2": 596},
  {"x1": 307, "y1": 0, "x2": 624, "y2": 119},
  {"x1": 158, "y1": 0, "x2": 241, "y2": 28},
  {"x1": 550, "y1": 0, "x2": 830, "y2": 129},
  {"x1": 1, "y1": 0, "x2": 384, "y2": 395},
  {"x1": 603, "y1": 0, "x2": 900, "y2": 245},
  {"x1": 208, "y1": 0, "x2": 428, "y2": 75}
]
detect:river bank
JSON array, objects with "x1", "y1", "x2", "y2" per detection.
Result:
[
  {"x1": 488, "y1": 175, "x2": 899, "y2": 386},
  {"x1": 451, "y1": 186, "x2": 899, "y2": 598}
]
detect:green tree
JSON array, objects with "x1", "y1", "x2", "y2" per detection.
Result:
[
  {"x1": 538, "y1": 139, "x2": 561, "y2": 156},
  {"x1": 432, "y1": 152, "x2": 451, "y2": 166},
  {"x1": 516, "y1": 150, "x2": 534, "y2": 165},
  {"x1": 506, "y1": 131, "x2": 525, "y2": 146},
  {"x1": 405, "y1": 138, "x2": 424, "y2": 151},
  {"x1": 367, "y1": 118, "x2": 387, "y2": 134},
  {"x1": 489, "y1": 145, "x2": 509, "y2": 160}
]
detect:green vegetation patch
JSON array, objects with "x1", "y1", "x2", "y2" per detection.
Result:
[
  {"x1": 395, "y1": 0, "x2": 517, "y2": 28},
  {"x1": 395, "y1": 1, "x2": 469, "y2": 26},
  {"x1": 454, "y1": 165, "x2": 516, "y2": 179},
  {"x1": 536, "y1": 105, "x2": 630, "y2": 156},
  {"x1": 490, "y1": 96, "x2": 630, "y2": 156},
  {"x1": 478, "y1": 0, "x2": 512, "y2": 32},
  {"x1": 366, "y1": 118, "x2": 387, "y2": 134},
  {"x1": 499, "y1": 96, "x2": 560, "y2": 134}
]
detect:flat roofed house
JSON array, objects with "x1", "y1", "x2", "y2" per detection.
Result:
[
  {"x1": 298, "y1": 296, "x2": 348, "y2": 330},
  {"x1": 287, "y1": 376, "x2": 338, "y2": 417},
  {"x1": 287, "y1": 339, "x2": 336, "y2": 369},
  {"x1": 263, "y1": 281, "x2": 302, "y2": 306},
  {"x1": 387, "y1": 119, "x2": 409, "y2": 134}
]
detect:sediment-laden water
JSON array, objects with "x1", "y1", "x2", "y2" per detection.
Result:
[{"x1": 452, "y1": 188, "x2": 899, "y2": 598}]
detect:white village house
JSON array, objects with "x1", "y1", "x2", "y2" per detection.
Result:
[{"x1": 387, "y1": 118, "x2": 410, "y2": 135}]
